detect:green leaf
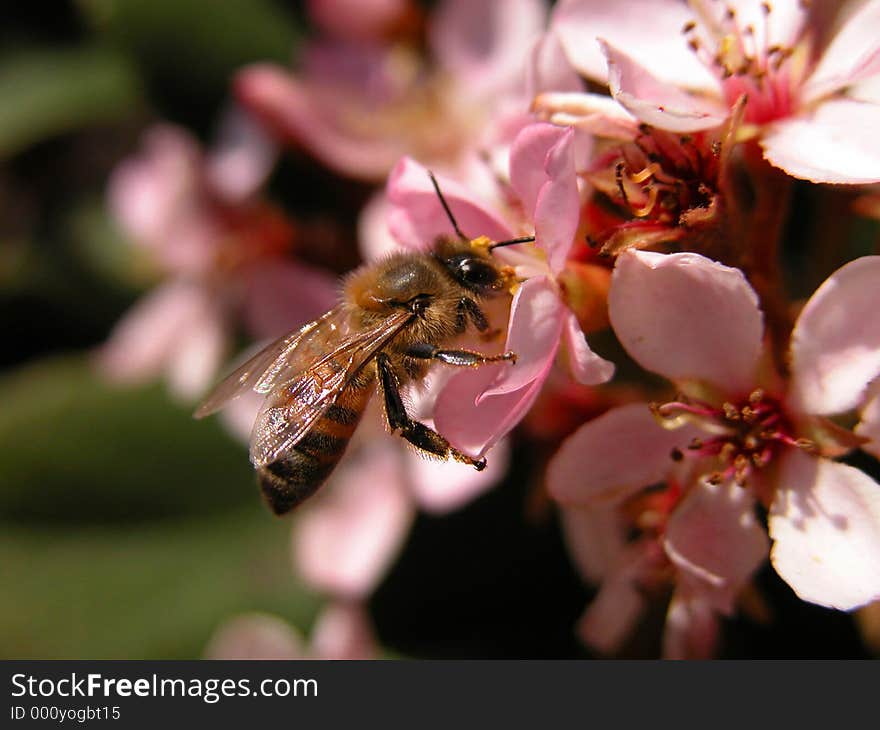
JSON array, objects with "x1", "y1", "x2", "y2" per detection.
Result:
[
  {"x1": 81, "y1": 0, "x2": 300, "y2": 92},
  {"x1": 0, "y1": 355, "x2": 257, "y2": 522},
  {"x1": 0, "y1": 508, "x2": 322, "y2": 658},
  {"x1": 0, "y1": 47, "x2": 142, "y2": 158}
]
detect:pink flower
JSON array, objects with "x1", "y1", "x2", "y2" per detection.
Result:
[
  {"x1": 385, "y1": 122, "x2": 614, "y2": 459},
  {"x1": 204, "y1": 603, "x2": 376, "y2": 659},
  {"x1": 543, "y1": 0, "x2": 880, "y2": 183},
  {"x1": 97, "y1": 123, "x2": 337, "y2": 400},
  {"x1": 292, "y1": 401, "x2": 510, "y2": 599},
  {"x1": 306, "y1": 0, "x2": 410, "y2": 44},
  {"x1": 236, "y1": 0, "x2": 547, "y2": 182},
  {"x1": 550, "y1": 251, "x2": 880, "y2": 624},
  {"x1": 561, "y1": 475, "x2": 768, "y2": 659}
]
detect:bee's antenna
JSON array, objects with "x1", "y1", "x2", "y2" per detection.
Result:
[
  {"x1": 489, "y1": 235, "x2": 535, "y2": 250},
  {"x1": 428, "y1": 170, "x2": 468, "y2": 242}
]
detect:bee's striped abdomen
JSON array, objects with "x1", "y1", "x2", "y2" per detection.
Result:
[{"x1": 256, "y1": 383, "x2": 371, "y2": 515}]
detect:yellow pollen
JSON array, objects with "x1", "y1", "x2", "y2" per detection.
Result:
[
  {"x1": 498, "y1": 265, "x2": 520, "y2": 295},
  {"x1": 719, "y1": 442, "x2": 738, "y2": 461},
  {"x1": 470, "y1": 235, "x2": 493, "y2": 252}
]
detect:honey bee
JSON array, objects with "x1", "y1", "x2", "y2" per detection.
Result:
[{"x1": 195, "y1": 173, "x2": 533, "y2": 515}]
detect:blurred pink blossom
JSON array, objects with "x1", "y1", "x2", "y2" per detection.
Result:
[
  {"x1": 306, "y1": 0, "x2": 410, "y2": 44},
  {"x1": 204, "y1": 603, "x2": 376, "y2": 659},
  {"x1": 550, "y1": 250, "x2": 880, "y2": 639},
  {"x1": 292, "y1": 400, "x2": 510, "y2": 599},
  {"x1": 237, "y1": 0, "x2": 547, "y2": 183},
  {"x1": 386, "y1": 122, "x2": 614, "y2": 458},
  {"x1": 540, "y1": 0, "x2": 880, "y2": 183},
  {"x1": 97, "y1": 122, "x2": 337, "y2": 400},
  {"x1": 560, "y1": 476, "x2": 768, "y2": 659}
]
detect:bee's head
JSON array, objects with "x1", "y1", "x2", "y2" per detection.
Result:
[
  {"x1": 431, "y1": 237, "x2": 503, "y2": 295},
  {"x1": 425, "y1": 170, "x2": 533, "y2": 296}
]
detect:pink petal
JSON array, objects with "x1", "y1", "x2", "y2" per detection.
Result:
[
  {"x1": 551, "y1": 0, "x2": 719, "y2": 91},
  {"x1": 406, "y1": 438, "x2": 509, "y2": 514},
  {"x1": 527, "y1": 29, "x2": 585, "y2": 98},
  {"x1": 761, "y1": 99, "x2": 880, "y2": 184},
  {"x1": 509, "y1": 124, "x2": 564, "y2": 229},
  {"x1": 203, "y1": 613, "x2": 304, "y2": 659},
  {"x1": 235, "y1": 64, "x2": 403, "y2": 181},
  {"x1": 532, "y1": 91, "x2": 639, "y2": 140},
  {"x1": 166, "y1": 303, "x2": 227, "y2": 401},
  {"x1": 293, "y1": 445, "x2": 414, "y2": 599},
  {"x1": 482, "y1": 277, "x2": 563, "y2": 398},
  {"x1": 601, "y1": 40, "x2": 728, "y2": 133},
  {"x1": 509, "y1": 124, "x2": 579, "y2": 272},
  {"x1": 664, "y1": 479, "x2": 768, "y2": 611},
  {"x1": 535, "y1": 129, "x2": 581, "y2": 272},
  {"x1": 576, "y1": 542, "x2": 653, "y2": 654},
  {"x1": 856, "y1": 392, "x2": 880, "y2": 461},
  {"x1": 358, "y1": 191, "x2": 401, "y2": 261},
  {"x1": 561, "y1": 310, "x2": 615, "y2": 385},
  {"x1": 97, "y1": 283, "x2": 194, "y2": 383},
  {"x1": 430, "y1": 0, "x2": 546, "y2": 97},
  {"x1": 802, "y1": 0, "x2": 880, "y2": 102},
  {"x1": 609, "y1": 250, "x2": 764, "y2": 394},
  {"x1": 433, "y1": 365, "x2": 543, "y2": 458},
  {"x1": 547, "y1": 402, "x2": 703, "y2": 505},
  {"x1": 560, "y1": 505, "x2": 627, "y2": 584},
  {"x1": 769, "y1": 449, "x2": 880, "y2": 610},
  {"x1": 386, "y1": 157, "x2": 513, "y2": 251},
  {"x1": 852, "y1": 75, "x2": 880, "y2": 105},
  {"x1": 97, "y1": 281, "x2": 225, "y2": 400},
  {"x1": 662, "y1": 587, "x2": 719, "y2": 660},
  {"x1": 788, "y1": 256, "x2": 880, "y2": 415},
  {"x1": 108, "y1": 125, "x2": 202, "y2": 249},
  {"x1": 309, "y1": 602, "x2": 376, "y2": 660},
  {"x1": 243, "y1": 260, "x2": 339, "y2": 341},
  {"x1": 205, "y1": 105, "x2": 277, "y2": 203},
  {"x1": 219, "y1": 388, "x2": 263, "y2": 444},
  {"x1": 577, "y1": 579, "x2": 645, "y2": 656},
  {"x1": 306, "y1": 0, "x2": 407, "y2": 42}
]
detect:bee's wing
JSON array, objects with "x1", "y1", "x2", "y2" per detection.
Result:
[
  {"x1": 249, "y1": 309, "x2": 413, "y2": 467},
  {"x1": 193, "y1": 306, "x2": 345, "y2": 419}
]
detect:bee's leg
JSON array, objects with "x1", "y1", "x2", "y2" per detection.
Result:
[
  {"x1": 376, "y1": 353, "x2": 486, "y2": 471},
  {"x1": 457, "y1": 297, "x2": 503, "y2": 341},
  {"x1": 405, "y1": 342, "x2": 516, "y2": 367},
  {"x1": 457, "y1": 297, "x2": 489, "y2": 332}
]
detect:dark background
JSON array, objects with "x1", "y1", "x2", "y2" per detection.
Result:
[{"x1": 0, "y1": 0, "x2": 874, "y2": 659}]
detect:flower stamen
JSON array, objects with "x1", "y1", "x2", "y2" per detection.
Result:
[{"x1": 657, "y1": 389, "x2": 805, "y2": 485}]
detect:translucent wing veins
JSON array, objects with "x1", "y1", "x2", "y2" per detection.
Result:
[{"x1": 193, "y1": 306, "x2": 344, "y2": 419}]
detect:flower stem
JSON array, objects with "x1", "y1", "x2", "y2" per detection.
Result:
[{"x1": 736, "y1": 143, "x2": 794, "y2": 375}]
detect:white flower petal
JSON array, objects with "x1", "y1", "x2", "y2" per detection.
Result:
[
  {"x1": 547, "y1": 402, "x2": 706, "y2": 505},
  {"x1": 293, "y1": 446, "x2": 414, "y2": 599},
  {"x1": 769, "y1": 450, "x2": 880, "y2": 611},
  {"x1": 609, "y1": 250, "x2": 764, "y2": 394},
  {"x1": 856, "y1": 392, "x2": 880, "y2": 461},
  {"x1": 664, "y1": 479, "x2": 768, "y2": 610},
  {"x1": 789, "y1": 256, "x2": 880, "y2": 415},
  {"x1": 552, "y1": 0, "x2": 719, "y2": 91},
  {"x1": 761, "y1": 100, "x2": 880, "y2": 184}
]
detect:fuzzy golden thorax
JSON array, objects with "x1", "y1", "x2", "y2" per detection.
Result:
[{"x1": 342, "y1": 241, "x2": 509, "y2": 380}]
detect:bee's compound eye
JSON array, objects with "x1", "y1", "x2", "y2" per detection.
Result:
[
  {"x1": 452, "y1": 256, "x2": 499, "y2": 291},
  {"x1": 408, "y1": 294, "x2": 431, "y2": 313}
]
